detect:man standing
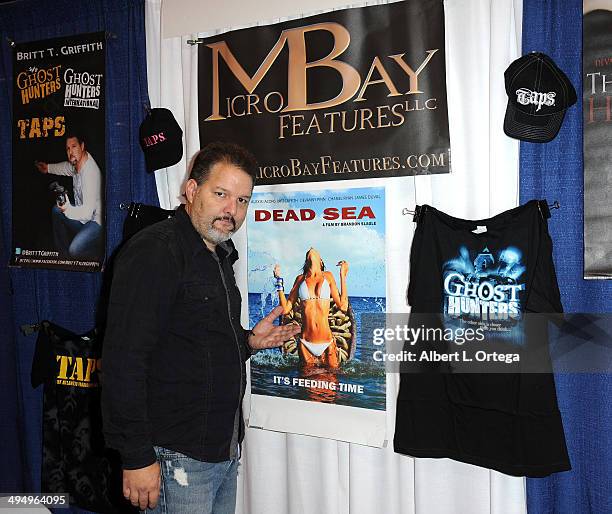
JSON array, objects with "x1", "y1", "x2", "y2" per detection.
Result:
[
  {"x1": 101, "y1": 142, "x2": 299, "y2": 514},
  {"x1": 35, "y1": 132, "x2": 103, "y2": 260}
]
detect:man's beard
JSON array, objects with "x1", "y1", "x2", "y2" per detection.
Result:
[{"x1": 195, "y1": 215, "x2": 235, "y2": 245}]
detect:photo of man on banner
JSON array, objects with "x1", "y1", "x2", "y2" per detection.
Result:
[{"x1": 35, "y1": 130, "x2": 103, "y2": 260}]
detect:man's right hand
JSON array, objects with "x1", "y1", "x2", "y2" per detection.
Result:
[
  {"x1": 123, "y1": 461, "x2": 161, "y2": 510},
  {"x1": 34, "y1": 161, "x2": 48, "y2": 173}
]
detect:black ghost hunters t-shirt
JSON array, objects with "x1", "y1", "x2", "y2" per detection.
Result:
[{"x1": 394, "y1": 201, "x2": 571, "y2": 477}]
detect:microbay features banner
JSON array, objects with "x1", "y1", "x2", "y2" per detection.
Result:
[
  {"x1": 11, "y1": 32, "x2": 105, "y2": 272},
  {"x1": 583, "y1": 3, "x2": 612, "y2": 279},
  {"x1": 198, "y1": 0, "x2": 449, "y2": 185}
]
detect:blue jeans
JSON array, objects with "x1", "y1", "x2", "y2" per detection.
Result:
[
  {"x1": 146, "y1": 446, "x2": 238, "y2": 514},
  {"x1": 51, "y1": 205, "x2": 103, "y2": 259}
]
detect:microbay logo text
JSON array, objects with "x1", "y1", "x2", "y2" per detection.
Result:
[
  {"x1": 515, "y1": 88, "x2": 556, "y2": 112},
  {"x1": 203, "y1": 23, "x2": 439, "y2": 121}
]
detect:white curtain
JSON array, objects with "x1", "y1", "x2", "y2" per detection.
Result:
[{"x1": 144, "y1": 1, "x2": 526, "y2": 512}]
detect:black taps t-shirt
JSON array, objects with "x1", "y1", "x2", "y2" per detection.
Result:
[{"x1": 31, "y1": 321, "x2": 133, "y2": 513}]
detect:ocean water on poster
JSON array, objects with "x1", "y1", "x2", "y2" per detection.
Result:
[{"x1": 249, "y1": 293, "x2": 386, "y2": 410}]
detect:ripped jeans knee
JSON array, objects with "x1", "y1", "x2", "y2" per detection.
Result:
[{"x1": 144, "y1": 446, "x2": 238, "y2": 514}]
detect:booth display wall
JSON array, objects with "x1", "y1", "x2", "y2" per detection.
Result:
[
  {"x1": 0, "y1": 0, "x2": 158, "y2": 501},
  {"x1": 144, "y1": 1, "x2": 530, "y2": 513},
  {"x1": 0, "y1": 0, "x2": 609, "y2": 513},
  {"x1": 521, "y1": 1, "x2": 612, "y2": 513}
]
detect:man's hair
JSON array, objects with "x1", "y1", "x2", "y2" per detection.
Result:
[
  {"x1": 65, "y1": 131, "x2": 85, "y2": 146},
  {"x1": 188, "y1": 142, "x2": 257, "y2": 187}
]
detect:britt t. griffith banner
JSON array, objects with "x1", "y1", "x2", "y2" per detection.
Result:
[
  {"x1": 198, "y1": 0, "x2": 449, "y2": 185},
  {"x1": 11, "y1": 32, "x2": 105, "y2": 272}
]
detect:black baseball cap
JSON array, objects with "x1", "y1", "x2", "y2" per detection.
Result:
[
  {"x1": 504, "y1": 52, "x2": 576, "y2": 143},
  {"x1": 139, "y1": 108, "x2": 183, "y2": 171}
]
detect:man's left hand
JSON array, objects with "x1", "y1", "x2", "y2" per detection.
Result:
[{"x1": 249, "y1": 305, "x2": 300, "y2": 350}]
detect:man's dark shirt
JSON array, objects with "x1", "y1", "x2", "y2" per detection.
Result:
[{"x1": 101, "y1": 205, "x2": 251, "y2": 469}]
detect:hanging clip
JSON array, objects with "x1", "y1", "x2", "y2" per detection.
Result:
[
  {"x1": 20, "y1": 323, "x2": 40, "y2": 336},
  {"x1": 402, "y1": 205, "x2": 425, "y2": 222},
  {"x1": 537, "y1": 200, "x2": 560, "y2": 220}
]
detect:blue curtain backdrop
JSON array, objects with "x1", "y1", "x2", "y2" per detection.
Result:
[
  {"x1": 521, "y1": 1, "x2": 612, "y2": 513},
  {"x1": 0, "y1": 0, "x2": 158, "y2": 510}
]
